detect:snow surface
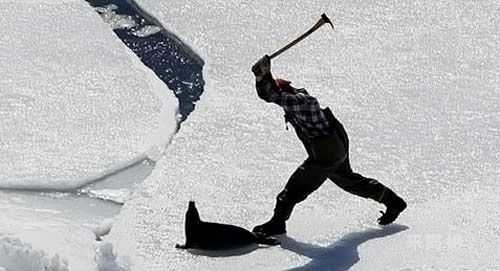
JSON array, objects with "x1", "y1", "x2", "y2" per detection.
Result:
[
  {"x1": 0, "y1": 190, "x2": 100, "y2": 270},
  {"x1": 0, "y1": 237, "x2": 69, "y2": 271},
  {"x1": 0, "y1": 0, "x2": 177, "y2": 190},
  {"x1": 0, "y1": 1, "x2": 177, "y2": 269},
  {"x1": 110, "y1": 0, "x2": 500, "y2": 270}
]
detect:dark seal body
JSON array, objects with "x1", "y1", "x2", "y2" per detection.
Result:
[{"x1": 176, "y1": 201, "x2": 279, "y2": 250}]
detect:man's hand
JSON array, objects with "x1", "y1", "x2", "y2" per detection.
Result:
[{"x1": 252, "y1": 55, "x2": 271, "y2": 77}]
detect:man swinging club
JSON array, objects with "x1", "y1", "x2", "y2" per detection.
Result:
[{"x1": 251, "y1": 55, "x2": 407, "y2": 237}]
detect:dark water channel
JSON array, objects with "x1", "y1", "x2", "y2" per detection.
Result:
[{"x1": 86, "y1": 0, "x2": 205, "y2": 123}]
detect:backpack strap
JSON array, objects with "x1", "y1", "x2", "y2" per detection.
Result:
[{"x1": 322, "y1": 107, "x2": 349, "y2": 148}]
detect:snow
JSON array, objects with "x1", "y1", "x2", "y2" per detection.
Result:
[
  {"x1": 0, "y1": 0, "x2": 498, "y2": 269},
  {"x1": 109, "y1": 0, "x2": 500, "y2": 270},
  {"x1": 131, "y1": 25, "x2": 161, "y2": 38},
  {"x1": 0, "y1": 0, "x2": 177, "y2": 191},
  {"x1": 95, "y1": 242, "x2": 131, "y2": 271},
  {"x1": 0, "y1": 0, "x2": 177, "y2": 269},
  {"x1": 0, "y1": 237, "x2": 69, "y2": 271},
  {"x1": 93, "y1": 219, "x2": 114, "y2": 241},
  {"x1": 95, "y1": 4, "x2": 137, "y2": 30},
  {"x1": 0, "y1": 190, "x2": 101, "y2": 270}
]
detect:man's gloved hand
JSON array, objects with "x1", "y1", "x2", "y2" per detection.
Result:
[{"x1": 251, "y1": 55, "x2": 271, "y2": 77}]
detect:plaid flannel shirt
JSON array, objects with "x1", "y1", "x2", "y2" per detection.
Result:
[{"x1": 256, "y1": 73, "x2": 334, "y2": 138}]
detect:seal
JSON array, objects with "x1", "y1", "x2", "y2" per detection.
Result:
[{"x1": 176, "y1": 201, "x2": 280, "y2": 250}]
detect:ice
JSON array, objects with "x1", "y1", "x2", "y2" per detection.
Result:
[
  {"x1": 0, "y1": 0, "x2": 177, "y2": 269},
  {"x1": 94, "y1": 4, "x2": 137, "y2": 30},
  {"x1": 93, "y1": 219, "x2": 114, "y2": 241},
  {"x1": 109, "y1": 0, "x2": 500, "y2": 270},
  {"x1": 132, "y1": 25, "x2": 161, "y2": 38},
  {"x1": 84, "y1": 188, "x2": 132, "y2": 204},
  {"x1": 0, "y1": 1, "x2": 178, "y2": 190},
  {"x1": 0, "y1": 189, "x2": 119, "y2": 270},
  {"x1": 79, "y1": 158, "x2": 155, "y2": 204},
  {"x1": 0, "y1": 237, "x2": 69, "y2": 271},
  {"x1": 95, "y1": 243, "x2": 130, "y2": 271}
]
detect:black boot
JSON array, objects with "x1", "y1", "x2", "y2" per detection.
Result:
[
  {"x1": 253, "y1": 190, "x2": 295, "y2": 237},
  {"x1": 378, "y1": 189, "x2": 407, "y2": 225},
  {"x1": 252, "y1": 217, "x2": 286, "y2": 237}
]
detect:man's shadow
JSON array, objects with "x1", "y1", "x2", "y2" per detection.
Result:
[
  {"x1": 186, "y1": 224, "x2": 408, "y2": 265},
  {"x1": 281, "y1": 224, "x2": 409, "y2": 271}
]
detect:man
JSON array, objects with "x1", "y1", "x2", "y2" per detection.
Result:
[{"x1": 251, "y1": 55, "x2": 407, "y2": 237}]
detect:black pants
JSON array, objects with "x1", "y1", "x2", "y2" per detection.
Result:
[{"x1": 273, "y1": 127, "x2": 388, "y2": 221}]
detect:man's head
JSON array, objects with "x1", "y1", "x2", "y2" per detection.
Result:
[{"x1": 275, "y1": 78, "x2": 297, "y2": 93}]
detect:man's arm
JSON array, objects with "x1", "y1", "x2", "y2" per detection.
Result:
[
  {"x1": 252, "y1": 55, "x2": 278, "y2": 102},
  {"x1": 252, "y1": 56, "x2": 308, "y2": 109},
  {"x1": 255, "y1": 73, "x2": 280, "y2": 103}
]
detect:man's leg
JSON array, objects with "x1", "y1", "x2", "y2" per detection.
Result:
[
  {"x1": 329, "y1": 158, "x2": 387, "y2": 201},
  {"x1": 253, "y1": 160, "x2": 331, "y2": 236},
  {"x1": 329, "y1": 157, "x2": 407, "y2": 225}
]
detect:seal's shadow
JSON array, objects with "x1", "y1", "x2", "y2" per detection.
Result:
[
  {"x1": 281, "y1": 224, "x2": 409, "y2": 271},
  {"x1": 186, "y1": 244, "x2": 260, "y2": 257}
]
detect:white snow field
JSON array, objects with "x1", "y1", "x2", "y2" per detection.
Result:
[
  {"x1": 0, "y1": 0, "x2": 177, "y2": 191},
  {"x1": 0, "y1": 0, "x2": 177, "y2": 270},
  {"x1": 110, "y1": 0, "x2": 500, "y2": 270}
]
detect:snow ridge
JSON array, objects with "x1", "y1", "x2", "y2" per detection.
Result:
[
  {"x1": 0, "y1": 237, "x2": 69, "y2": 271},
  {"x1": 0, "y1": 0, "x2": 178, "y2": 191}
]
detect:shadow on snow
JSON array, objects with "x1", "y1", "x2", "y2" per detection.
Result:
[
  {"x1": 282, "y1": 224, "x2": 409, "y2": 271},
  {"x1": 182, "y1": 223, "x2": 408, "y2": 269}
]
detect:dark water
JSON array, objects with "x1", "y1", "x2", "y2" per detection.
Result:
[{"x1": 86, "y1": 0, "x2": 204, "y2": 123}]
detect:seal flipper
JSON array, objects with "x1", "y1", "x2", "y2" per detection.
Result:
[
  {"x1": 175, "y1": 243, "x2": 188, "y2": 249},
  {"x1": 255, "y1": 235, "x2": 280, "y2": 246}
]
